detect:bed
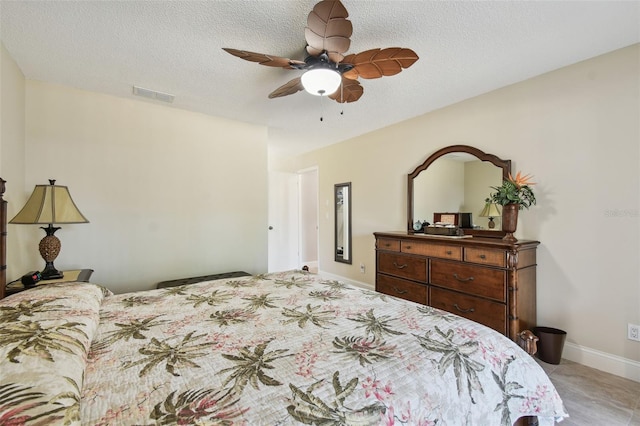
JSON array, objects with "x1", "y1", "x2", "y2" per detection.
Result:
[{"x1": 0, "y1": 179, "x2": 568, "y2": 425}]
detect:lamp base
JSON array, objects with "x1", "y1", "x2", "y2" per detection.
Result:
[
  {"x1": 488, "y1": 218, "x2": 496, "y2": 229},
  {"x1": 39, "y1": 224, "x2": 64, "y2": 280},
  {"x1": 41, "y1": 262, "x2": 64, "y2": 280}
]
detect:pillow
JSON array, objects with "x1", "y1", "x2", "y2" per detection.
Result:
[{"x1": 0, "y1": 282, "x2": 110, "y2": 425}]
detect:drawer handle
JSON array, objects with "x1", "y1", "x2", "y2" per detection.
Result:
[
  {"x1": 393, "y1": 287, "x2": 408, "y2": 294},
  {"x1": 446, "y1": 250, "x2": 452, "y2": 255},
  {"x1": 405, "y1": 245, "x2": 412, "y2": 249},
  {"x1": 479, "y1": 254, "x2": 486, "y2": 259},
  {"x1": 384, "y1": 243, "x2": 391, "y2": 247},
  {"x1": 393, "y1": 262, "x2": 408, "y2": 269},
  {"x1": 453, "y1": 273, "x2": 474, "y2": 282},
  {"x1": 453, "y1": 303, "x2": 475, "y2": 314}
]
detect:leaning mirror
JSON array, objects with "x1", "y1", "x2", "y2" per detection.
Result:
[
  {"x1": 408, "y1": 145, "x2": 511, "y2": 237},
  {"x1": 335, "y1": 182, "x2": 352, "y2": 264}
]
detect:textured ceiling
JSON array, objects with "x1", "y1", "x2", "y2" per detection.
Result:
[{"x1": 1, "y1": 1, "x2": 638, "y2": 158}]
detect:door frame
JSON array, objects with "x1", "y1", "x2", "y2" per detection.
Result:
[{"x1": 297, "y1": 167, "x2": 319, "y2": 271}]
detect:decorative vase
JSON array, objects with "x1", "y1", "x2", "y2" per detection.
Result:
[{"x1": 502, "y1": 203, "x2": 519, "y2": 243}]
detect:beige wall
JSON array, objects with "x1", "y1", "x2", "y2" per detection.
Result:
[
  {"x1": 0, "y1": 43, "x2": 35, "y2": 276},
  {"x1": 275, "y1": 45, "x2": 640, "y2": 374},
  {"x1": 14, "y1": 81, "x2": 269, "y2": 293}
]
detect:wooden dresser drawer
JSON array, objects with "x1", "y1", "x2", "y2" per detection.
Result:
[
  {"x1": 430, "y1": 287, "x2": 506, "y2": 334},
  {"x1": 464, "y1": 247, "x2": 506, "y2": 267},
  {"x1": 377, "y1": 238, "x2": 400, "y2": 252},
  {"x1": 430, "y1": 260, "x2": 506, "y2": 302},
  {"x1": 377, "y1": 252, "x2": 427, "y2": 282},
  {"x1": 374, "y1": 231, "x2": 539, "y2": 341},
  {"x1": 376, "y1": 274, "x2": 427, "y2": 304},
  {"x1": 401, "y1": 241, "x2": 462, "y2": 261}
]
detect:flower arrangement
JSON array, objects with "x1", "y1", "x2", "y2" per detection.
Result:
[{"x1": 488, "y1": 171, "x2": 536, "y2": 210}]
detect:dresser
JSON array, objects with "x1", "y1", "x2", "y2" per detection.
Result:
[{"x1": 375, "y1": 231, "x2": 539, "y2": 341}]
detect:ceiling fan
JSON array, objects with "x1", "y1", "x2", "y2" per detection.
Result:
[{"x1": 223, "y1": 0, "x2": 419, "y2": 104}]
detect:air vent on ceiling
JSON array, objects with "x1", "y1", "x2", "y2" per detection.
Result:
[{"x1": 132, "y1": 85, "x2": 175, "y2": 103}]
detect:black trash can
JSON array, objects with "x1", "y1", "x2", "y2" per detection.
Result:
[{"x1": 534, "y1": 327, "x2": 567, "y2": 365}]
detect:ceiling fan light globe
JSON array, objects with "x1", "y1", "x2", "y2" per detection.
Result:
[{"x1": 301, "y1": 69, "x2": 341, "y2": 96}]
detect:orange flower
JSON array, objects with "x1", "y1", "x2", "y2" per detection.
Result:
[{"x1": 508, "y1": 171, "x2": 536, "y2": 188}]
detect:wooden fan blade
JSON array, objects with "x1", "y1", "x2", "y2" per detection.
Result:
[
  {"x1": 342, "y1": 48, "x2": 419, "y2": 79},
  {"x1": 329, "y1": 78, "x2": 363, "y2": 103},
  {"x1": 268, "y1": 77, "x2": 304, "y2": 99},
  {"x1": 305, "y1": 0, "x2": 352, "y2": 63},
  {"x1": 223, "y1": 48, "x2": 305, "y2": 69}
]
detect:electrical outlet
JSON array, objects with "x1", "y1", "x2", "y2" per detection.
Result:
[
  {"x1": 628, "y1": 324, "x2": 640, "y2": 342},
  {"x1": 360, "y1": 263, "x2": 365, "y2": 273}
]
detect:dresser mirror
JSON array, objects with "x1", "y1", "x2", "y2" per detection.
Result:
[
  {"x1": 408, "y1": 145, "x2": 511, "y2": 237},
  {"x1": 335, "y1": 182, "x2": 352, "y2": 263}
]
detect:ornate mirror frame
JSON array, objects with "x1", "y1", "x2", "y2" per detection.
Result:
[
  {"x1": 335, "y1": 182, "x2": 352, "y2": 264},
  {"x1": 407, "y1": 145, "x2": 511, "y2": 238}
]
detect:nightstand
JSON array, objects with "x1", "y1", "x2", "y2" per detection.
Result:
[{"x1": 5, "y1": 269, "x2": 94, "y2": 296}]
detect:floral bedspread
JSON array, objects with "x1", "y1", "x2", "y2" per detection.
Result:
[{"x1": 0, "y1": 270, "x2": 567, "y2": 425}]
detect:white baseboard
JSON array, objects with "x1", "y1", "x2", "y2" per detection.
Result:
[{"x1": 562, "y1": 342, "x2": 640, "y2": 383}]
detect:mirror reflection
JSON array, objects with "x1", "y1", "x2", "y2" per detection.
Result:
[
  {"x1": 413, "y1": 153, "x2": 503, "y2": 229},
  {"x1": 408, "y1": 145, "x2": 511, "y2": 237},
  {"x1": 335, "y1": 182, "x2": 352, "y2": 264}
]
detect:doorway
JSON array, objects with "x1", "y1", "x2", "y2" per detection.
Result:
[
  {"x1": 267, "y1": 168, "x2": 319, "y2": 273},
  {"x1": 298, "y1": 168, "x2": 318, "y2": 272}
]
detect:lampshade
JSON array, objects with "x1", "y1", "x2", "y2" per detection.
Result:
[
  {"x1": 301, "y1": 68, "x2": 342, "y2": 96},
  {"x1": 479, "y1": 203, "x2": 501, "y2": 218},
  {"x1": 10, "y1": 180, "x2": 88, "y2": 281},
  {"x1": 10, "y1": 180, "x2": 88, "y2": 225}
]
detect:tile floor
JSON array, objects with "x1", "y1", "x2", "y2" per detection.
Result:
[{"x1": 535, "y1": 358, "x2": 640, "y2": 425}]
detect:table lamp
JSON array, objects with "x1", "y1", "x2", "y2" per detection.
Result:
[
  {"x1": 479, "y1": 202, "x2": 501, "y2": 229},
  {"x1": 10, "y1": 180, "x2": 88, "y2": 279}
]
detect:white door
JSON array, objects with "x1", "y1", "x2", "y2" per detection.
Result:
[{"x1": 268, "y1": 171, "x2": 299, "y2": 272}]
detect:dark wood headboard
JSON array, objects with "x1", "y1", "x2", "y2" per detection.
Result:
[{"x1": 1, "y1": 178, "x2": 6, "y2": 299}]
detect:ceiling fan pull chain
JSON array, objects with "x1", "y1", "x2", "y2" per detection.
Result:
[
  {"x1": 340, "y1": 81, "x2": 344, "y2": 115},
  {"x1": 319, "y1": 90, "x2": 325, "y2": 121}
]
